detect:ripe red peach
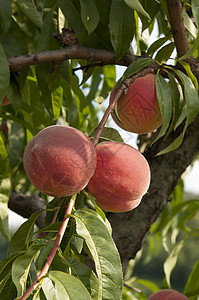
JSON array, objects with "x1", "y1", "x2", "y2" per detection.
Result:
[
  {"x1": 23, "y1": 125, "x2": 97, "y2": 197},
  {"x1": 148, "y1": 289, "x2": 189, "y2": 299},
  {"x1": 110, "y1": 74, "x2": 162, "y2": 134},
  {"x1": 87, "y1": 141, "x2": 150, "y2": 212}
]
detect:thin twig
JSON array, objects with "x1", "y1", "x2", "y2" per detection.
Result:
[{"x1": 19, "y1": 195, "x2": 76, "y2": 300}]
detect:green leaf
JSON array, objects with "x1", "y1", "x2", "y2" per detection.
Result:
[
  {"x1": 48, "y1": 271, "x2": 91, "y2": 299},
  {"x1": 6, "y1": 122, "x2": 26, "y2": 169},
  {"x1": 36, "y1": 8, "x2": 59, "y2": 52},
  {"x1": 164, "y1": 238, "x2": 186, "y2": 287},
  {"x1": 0, "y1": 178, "x2": 10, "y2": 240},
  {"x1": 155, "y1": 42, "x2": 175, "y2": 63},
  {"x1": 1, "y1": 18, "x2": 28, "y2": 57},
  {"x1": 66, "y1": 257, "x2": 98, "y2": 299},
  {"x1": 147, "y1": 35, "x2": 171, "y2": 56},
  {"x1": 176, "y1": 60, "x2": 198, "y2": 91},
  {"x1": 97, "y1": 65, "x2": 116, "y2": 102},
  {"x1": 89, "y1": 126, "x2": 124, "y2": 143},
  {"x1": 124, "y1": 0, "x2": 151, "y2": 20},
  {"x1": 79, "y1": 0, "x2": 99, "y2": 35},
  {"x1": 12, "y1": 241, "x2": 47, "y2": 297},
  {"x1": 176, "y1": 70, "x2": 199, "y2": 126},
  {"x1": 152, "y1": 74, "x2": 173, "y2": 144},
  {"x1": 52, "y1": 86, "x2": 63, "y2": 121},
  {"x1": 179, "y1": 33, "x2": 199, "y2": 60},
  {"x1": 184, "y1": 260, "x2": 199, "y2": 298},
  {"x1": 182, "y1": 10, "x2": 198, "y2": 39},
  {"x1": 73, "y1": 209, "x2": 123, "y2": 300},
  {"x1": 109, "y1": 0, "x2": 135, "y2": 60},
  {"x1": 0, "y1": 43, "x2": 10, "y2": 102},
  {"x1": 7, "y1": 210, "x2": 44, "y2": 257},
  {"x1": 192, "y1": 0, "x2": 199, "y2": 27},
  {"x1": 0, "y1": 0, "x2": 12, "y2": 39},
  {"x1": 16, "y1": 0, "x2": 43, "y2": 29},
  {"x1": 117, "y1": 58, "x2": 154, "y2": 88},
  {"x1": 0, "y1": 135, "x2": 9, "y2": 179}
]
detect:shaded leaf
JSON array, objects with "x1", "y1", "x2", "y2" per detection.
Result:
[
  {"x1": 0, "y1": 0, "x2": 12, "y2": 39},
  {"x1": 0, "y1": 43, "x2": 10, "y2": 102},
  {"x1": 79, "y1": 0, "x2": 99, "y2": 35},
  {"x1": 109, "y1": 0, "x2": 135, "y2": 60},
  {"x1": 16, "y1": 0, "x2": 43, "y2": 29},
  {"x1": 0, "y1": 178, "x2": 10, "y2": 240},
  {"x1": 147, "y1": 35, "x2": 171, "y2": 56},
  {"x1": 155, "y1": 42, "x2": 175, "y2": 63},
  {"x1": 152, "y1": 74, "x2": 173, "y2": 144}
]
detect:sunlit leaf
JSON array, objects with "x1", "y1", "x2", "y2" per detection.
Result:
[
  {"x1": 73, "y1": 209, "x2": 123, "y2": 300},
  {"x1": 48, "y1": 271, "x2": 91, "y2": 299}
]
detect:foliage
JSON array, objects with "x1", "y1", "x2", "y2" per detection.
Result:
[{"x1": 0, "y1": 0, "x2": 198, "y2": 299}]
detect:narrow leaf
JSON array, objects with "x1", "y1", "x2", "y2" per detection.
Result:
[
  {"x1": 0, "y1": 0, "x2": 12, "y2": 38},
  {"x1": 179, "y1": 33, "x2": 199, "y2": 60},
  {"x1": 73, "y1": 209, "x2": 123, "y2": 300},
  {"x1": 192, "y1": 0, "x2": 199, "y2": 27},
  {"x1": 147, "y1": 35, "x2": 171, "y2": 56},
  {"x1": 152, "y1": 74, "x2": 173, "y2": 145},
  {"x1": 176, "y1": 70, "x2": 199, "y2": 125},
  {"x1": 124, "y1": 0, "x2": 151, "y2": 19},
  {"x1": 49, "y1": 271, "x2": 91, "y2": 299},
  {"x1": 109, "y1": 0, "x2": 135, "y2": 60},
  {"x1": 182, "y1": 10, "x2": 198, "y2": 38},
  {"x1": 184, "y1": 260, "x2": 199, "y2": 297},
  {"x1": 164, "y1": 237, "x2": 187, "y2": 287},
  {"x1": 79, "y1": 0, "x2": 99, "y2": 35},
  {"x1": 155, "y1": 42, "x2": 175, "y2": 63},
  {"x1": 0, "y1": 43, "x2": 10, "y2": 102},
  {"x1": 7, "y1": 210, "x2": 44, "y2": 257},
  {"x1": 12, "y1": 242, "x2": 47, "y2": 297},
  {"x1": 0, "y1": 136, "x2": 9, "y2": 179}
]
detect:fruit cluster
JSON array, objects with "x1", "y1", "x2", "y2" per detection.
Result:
[{"x1": 23, "y1": 74, "x2": 161, "y2": 212}]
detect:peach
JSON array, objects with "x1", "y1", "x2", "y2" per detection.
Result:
[
  {"x1": 23, "y1": 125, "x2": 97, "y2": 197},
  {"x1": 87, "y1": 141, "x2": 150, "y2": 212},
  {"x1": 110, "y1": 74, "x2": 162, "y2": 134},
  {"x1": 148, "y1": 289, "x2": 189, "y2": 299}
]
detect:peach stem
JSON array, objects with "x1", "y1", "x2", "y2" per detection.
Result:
[
  {"x1": 19, "y1": 194, "x2": 76, "y2": 300},
  {"x1": 92, "y1": 85, "x2": 125, "y2": 147}
]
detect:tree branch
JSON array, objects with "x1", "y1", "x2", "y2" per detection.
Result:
[
  {"x1": 8, "y1": 190, "x2": 46, "y2": 229},
  {"x1": 8, "y1": 45, "x2": 138, "y2": 73},
  {"x1": 166, "y1": 0, "x2": 191, "y2": 58}
]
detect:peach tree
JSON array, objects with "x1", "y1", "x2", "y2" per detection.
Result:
[{"x1": 0, "y1": 0, "x2": 199, "y2": 299}]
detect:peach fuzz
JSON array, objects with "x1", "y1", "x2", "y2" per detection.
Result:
[
  {"x1": 110, "y1": 74, "x2": 162, "y2": 134},
  {"x1": 87, "y1": 141, "x2": 150, "y2": 212},
  {"x1": 148, "y1": 289, "x2": 189, "y2": 300},
  {"x1": 23, "y1": 125, "x2": 97, "y2": 197}
]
